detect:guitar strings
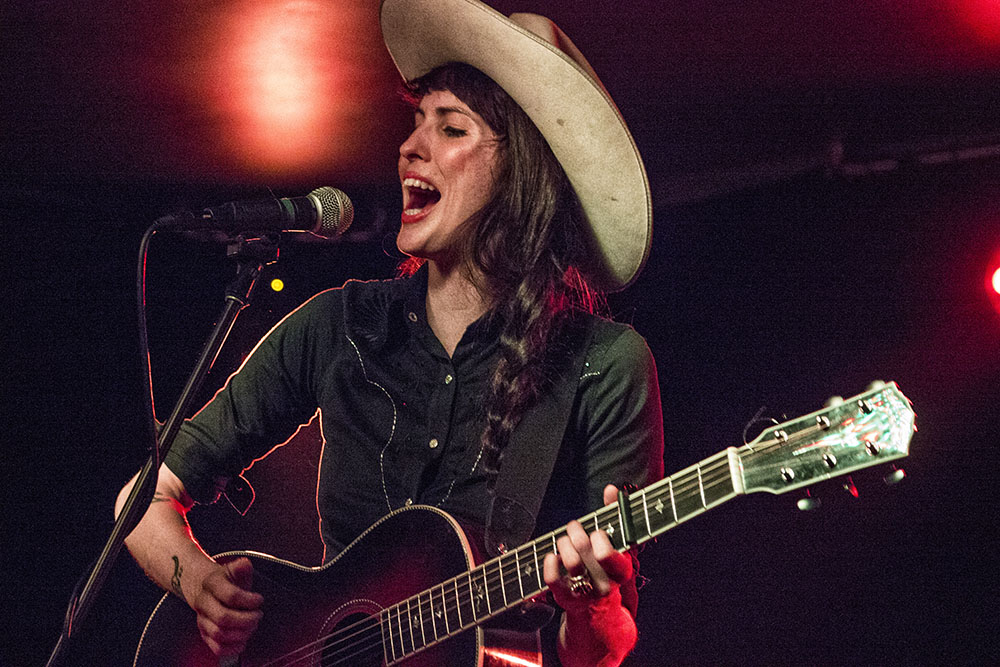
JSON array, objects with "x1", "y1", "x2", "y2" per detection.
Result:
[
  {"x1": 259, "y1": 460, "x2": 739, "y2": 666},
  {"x1": 261, "y1": 419, "x2": 851, "y2": 666},
  {"x1": 263, "y1": 450, "x2": 761, "y2": 665}
]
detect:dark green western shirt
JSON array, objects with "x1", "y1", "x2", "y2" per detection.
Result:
[{"x1": 166, "y1": 268, "x2": 664, "y2": 560}]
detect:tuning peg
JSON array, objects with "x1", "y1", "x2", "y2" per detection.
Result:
[
  {"x1": 797, "y1": 489, "x2": 821, "y2": 511},
  {"x1": 883, "y1": 466, "x2": 906, "y2": 486},
  {"x1": 842, "y1": 476, "x2": 859, "y2": 498},
  {"x1": 824, "y1": 395, "x2": 844, "y2": 408}
]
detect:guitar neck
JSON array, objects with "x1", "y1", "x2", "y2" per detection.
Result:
[
  {"x1": 380, "y1": 449, "x2": 739, "y2": 663},
  {"x1": 382, "y1": 381, "x2": 915, "y2": 662}
]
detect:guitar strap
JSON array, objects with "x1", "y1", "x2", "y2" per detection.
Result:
[{"x1": 484, "y1": 315, "x2": 597, "y2": 557}]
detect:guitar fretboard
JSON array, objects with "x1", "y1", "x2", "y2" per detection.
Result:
[{"x1": 379, "y1": 449, "x2": 739, "y2": 663}]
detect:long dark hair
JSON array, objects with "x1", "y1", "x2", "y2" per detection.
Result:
[{"x1": 401, "y1": 63, "x2": 602, "y2": 483}]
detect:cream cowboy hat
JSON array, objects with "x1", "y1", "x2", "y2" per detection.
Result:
[{"x1": 380, "y1": 0, "x2": 652, "y2": 291}]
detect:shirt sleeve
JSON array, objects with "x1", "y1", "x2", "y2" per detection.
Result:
[
  {"x1": 575, "y1": 323, "x2": 665, "y2": 511},
  {"x1": 165, "y1": 289, "x2": 339, "y2": 504}
]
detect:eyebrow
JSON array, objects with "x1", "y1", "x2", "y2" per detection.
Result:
[{"x1": 415, "y1": 105, "x2": 474, "y2": 120}]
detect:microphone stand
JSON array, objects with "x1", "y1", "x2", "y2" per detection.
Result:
[{"x1": 46, "y1": 233, "x2": 280, "y2": 667}]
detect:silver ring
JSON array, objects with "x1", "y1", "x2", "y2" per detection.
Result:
[{"x1": 567, "y1": 573, "x2": 594, "y2": 597}]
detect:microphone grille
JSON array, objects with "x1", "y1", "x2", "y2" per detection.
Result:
[{"x1": 310, "y1": 186, "x2": 354, "y2": 238}]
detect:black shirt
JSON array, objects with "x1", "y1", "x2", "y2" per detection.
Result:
[{"x1": 166, "y1": 267, "x2": 664, "y2": 560}]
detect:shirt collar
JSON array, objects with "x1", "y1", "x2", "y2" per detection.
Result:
[{"x1": 344, "y1": 262, "x2": 503, "y2": 357}]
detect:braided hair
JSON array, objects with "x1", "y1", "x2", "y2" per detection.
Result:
[{"x1": 400, "y1": 63, "x2": 602, "y2": 483}]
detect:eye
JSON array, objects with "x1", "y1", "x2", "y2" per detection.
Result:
[{"x1": 443, "y1": 126, "x2": 467, "y2": 138}]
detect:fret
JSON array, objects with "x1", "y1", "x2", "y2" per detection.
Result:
[
  {"x1": 668, "y1": 477, "x2": 678, "y2": 522},
  {"x1": 605, "y1": 507, "x2": 623, "y2": 549},
  {"x1": 416, "y1": 593, "x2": 426, "y2": 648},
  {"x1": 614, "y1": 501, "x2": 626, "y2": 549},
  {"x1": 613, "y1": 508, "x2": 627, "y2": 549},
  {"x1": 481, "y1": 565, "x2": 492, "y2": 615},
  {"x1": 697, "y1": 464, "x2": 707, "y2": 509},
  {"x1": 508, "y1": 552, "x2": 519, "y2": 598},
  {"x1": 437, "y1": 583, "x2": 451, "y2": 635},
  {"x1": 405, "y1": 598, "x2": 416, "y2": 654},
  {"x1": 704, "y1": 458, "x2": 737, "y2": 507},
  {"x1": 454, "y1": 577, "x2": 463, "y2": 628},
  {"x1": 498, "y1": 554, "x2": 509, "y2": 607},
  {"x1": 672, "y1": 473, "x2": 706, "y2": 522},
  {"x1": 592, "y1": 509, "x2": 611, "y2": 546},
  {"x1": 426, "y1": 588, "x2": 438, "y2": 640},
  {"x1": 393, "y1": 603, "x2": 406, "y2": 657},
  {"x1": 467, "y1": 570, "x2": 479, "y2": 621},
  {"x1": 532, "y1": 542, "x2": 543, "y2": 590},
  {"x1": 392, "y1": 601, "x2": 401, "y2": 656},
  {"x1": 444, "y1": 580, "x2": 459, "y2": 634},
  {"x1": 381, "y1": 609, "x2": 395, "y2": 664},
  {"x1": 641, "y1": 489, "x2": 652, "y2": 537},
  {"x1": 514, "y1": 549, "x2": 524, "y2": 600}
]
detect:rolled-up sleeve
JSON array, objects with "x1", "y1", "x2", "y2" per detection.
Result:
[{"x1": 164, "y1": 290, "x2": 337, "y2": 504}]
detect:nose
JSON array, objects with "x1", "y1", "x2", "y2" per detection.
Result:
[{"x1": 399, "y1": 123, "x2": 427, "y2": 163}]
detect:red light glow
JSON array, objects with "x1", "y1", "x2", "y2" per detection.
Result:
[
  {"x1": 222, "y1": 1, "x2": 342, "y2": 173},
  {"x1": 199, "y1": 0, "x2": 387, "y2": 178},
  {"x1": 482, "y1": 648, "x2": 545, "y2": 667},
  {"x1": 951, "y1": 0, "x2": 1000, "y2": 44},
  {"x1": 988, "y1": 247, "x2": 1000, "y2": 317}
]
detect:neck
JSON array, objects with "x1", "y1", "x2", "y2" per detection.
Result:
[{"x1": 425, "y1": 261, "x2": 489, "y2": 357}]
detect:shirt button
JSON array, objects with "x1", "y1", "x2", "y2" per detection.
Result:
[
  {"x1": 444, "y1": 374, "x2": 453, "y2": 385},
  {"x1": 429, "y1": 438, "x2": 439, "y2": 449},
  {"x1": 408, "y1": 311, "x2": 418, "y2": 322}
]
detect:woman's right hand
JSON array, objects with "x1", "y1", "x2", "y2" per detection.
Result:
[
  {"x1": 116, "y1": 465, "x2": 265, "y2": 658},
  {"x1": 191, "y1": 557, "x2": 264, "y2": 657}
]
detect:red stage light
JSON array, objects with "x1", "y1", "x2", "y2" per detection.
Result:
[
  {"x1": 988, "y1": 248, "x2": 1000, "y2": 317},
  {"x1": 952, "y1": 0, "x2": 1000, "y2": 44},
  {"x1": 201, "y1": 0, "x2": 385, "y2": 178},
  {"x1": 220, "y1": 1, "x2": 342, "y2": 174}
]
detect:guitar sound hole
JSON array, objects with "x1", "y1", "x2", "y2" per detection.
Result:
[{"x1": 321, "y1": 611, "x2": 385, "y2": 666}]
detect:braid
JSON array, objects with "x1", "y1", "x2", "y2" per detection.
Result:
[{"x1": 474, "y1": 151, "x2": 596, "y2": 485}]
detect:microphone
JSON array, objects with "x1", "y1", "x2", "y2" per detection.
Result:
[{"x1": 158, "y1": 186, "x2": 354, "y2": 239}]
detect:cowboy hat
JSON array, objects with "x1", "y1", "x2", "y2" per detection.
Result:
[{"x1": 380, "y1": 0, "x2": 652, "y2": 291}]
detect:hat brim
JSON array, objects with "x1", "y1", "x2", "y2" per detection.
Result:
[{"x1": 380, "y1": 0, "x2": 652, "y2": 291}]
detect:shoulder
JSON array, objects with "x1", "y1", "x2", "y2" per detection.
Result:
[
  {"x1": 576, "y1": 314, "x2": 655, "y2": 374},
  {"x1": 259, "y1": 275, "x2": 408, "y2": 349},
  {"x1": 287, "y1": 275, "x2": 409, "y2": 324},
  {"x1": 341, "y1": 274, "x2": 417, "y2": 349}
]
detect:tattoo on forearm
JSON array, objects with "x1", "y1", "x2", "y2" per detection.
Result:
[
  {"x1": 170, "y1": 555, "x2": 184, "y2": 597},
  {"x1": 151, "y1": 492, "x2": 170, "y2": 503}
]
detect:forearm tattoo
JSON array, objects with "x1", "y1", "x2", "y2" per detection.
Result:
[{"x1": 170, "y1": 555, "x2": 184, "y2": 597}]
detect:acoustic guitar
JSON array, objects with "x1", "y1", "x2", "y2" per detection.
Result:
[{"x1": 134, "y1": 382, "x2": 915, "y2": 666}]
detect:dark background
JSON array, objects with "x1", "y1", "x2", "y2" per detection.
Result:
[{"x1": 4, "y1": 1, "x2": 1000, "y2": 665}]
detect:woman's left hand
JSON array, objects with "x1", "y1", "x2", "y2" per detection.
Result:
[{"x1": 543, "y1": 484, "x2": 639, "y2": 666}]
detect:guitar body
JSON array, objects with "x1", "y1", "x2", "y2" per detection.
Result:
[
  {"x1": 134, "y1": 383, "x2": 915, "y2": 667},
  {"x1": 134, "y1": 505, "x2": 536, "y2": 666}
]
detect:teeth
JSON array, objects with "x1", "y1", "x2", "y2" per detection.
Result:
[{"x1": 403, "y1": 177, "x2": 437, "y2": 191}]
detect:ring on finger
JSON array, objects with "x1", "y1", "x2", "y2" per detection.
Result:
[{"x1": 566, "y1": 572, "x2": 594, "y2": 597}]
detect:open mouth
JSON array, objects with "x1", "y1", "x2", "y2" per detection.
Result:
[{"x1": 403, "y1": 176, "x2": 441, "y2": 217}]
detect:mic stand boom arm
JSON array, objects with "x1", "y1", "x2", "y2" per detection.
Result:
[{"x1": 46, "y1": 234, "x2": 279, "y2": 667}]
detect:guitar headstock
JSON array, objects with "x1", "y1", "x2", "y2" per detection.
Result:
[{"x1": 739, "y1": 381, "x2": 915, "y2": 494}]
